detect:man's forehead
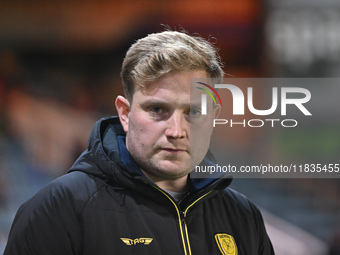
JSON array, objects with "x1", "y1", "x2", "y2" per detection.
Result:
[
  {"x1": 132, "y1": 88, "x2": 213, "y2": 107},
  {"x1": 130, "y1": 70, "x2": 210, "y2": 103},
  {"x1": 138, "y1": 70, "x2": 207, "y2": 89},
  {"x1": 138, "y1": 97, "x2": 201, "y2": 107}
]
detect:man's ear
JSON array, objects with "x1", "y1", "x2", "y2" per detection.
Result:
[
  {"x1": 115, "y1": 96, "x2": 130, "y2": 133},
  {"x1": 213, "y1": 104, "x2": 221, "y2": 119}
]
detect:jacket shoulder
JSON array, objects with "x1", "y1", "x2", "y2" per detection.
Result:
[
  {"x1": 222, "y1": 187, "x2": 253, "y2": 208},
  {"x1": 220, "y1": 187, "x2": 263, "y2": 219},
  {"x1": 220, "y1": 187, "x2": 270, "y2": 234},
  {"x1": 4, "y1": 172, "x2": 105, "y2": 255},
  {"x1": 20, "y1": 171, "x2": 105, "y2": 216},
  {"x1": 219, "y1": 188, "x2": 275, "y2": 254}
]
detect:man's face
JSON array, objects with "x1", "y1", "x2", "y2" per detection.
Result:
[{"x1": 117, "y1": 70, "x2": 219, "y2": 181}]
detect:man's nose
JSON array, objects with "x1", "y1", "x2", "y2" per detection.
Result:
[{"x1": 165, "y1": 112, "x2": 186, "y2": 138}]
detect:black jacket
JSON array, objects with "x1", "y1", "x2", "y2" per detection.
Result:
[{"x1": 4, "y1": 117, "x2": 274, "y2": 255}]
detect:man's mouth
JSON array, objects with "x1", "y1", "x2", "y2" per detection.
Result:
[{"x1": 160, "y1": 148, "x2": 187, "y2": 154}]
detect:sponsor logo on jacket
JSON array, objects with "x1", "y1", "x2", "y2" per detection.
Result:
[{"x1": 121, "y1": 237, "x2": 153, "y2": 246}]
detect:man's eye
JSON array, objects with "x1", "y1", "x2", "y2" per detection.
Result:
[
  {"x1": 148, "y1": 106, "x2": 167, "y2": 117},
  {"x1": 150, "y1": 106, "x2": 162, "y2": 113},
  {"x1": 148, "y1": 106, "x2": 168, "y2": 119},
  {"x1": 189, "y1": 108, "x2": 201, "y2": 116}
]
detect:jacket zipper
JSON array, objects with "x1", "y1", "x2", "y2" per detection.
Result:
[
  {"x1": 182, "y1": 191, "x2": 213, "y2": 255},
  {"x1": 151, "y1": 185, "x2": 212, "y2": 255}
]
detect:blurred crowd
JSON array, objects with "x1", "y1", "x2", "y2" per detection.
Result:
[{"x1": 0, "y1": 48, "x2": 124, "y2": 242}]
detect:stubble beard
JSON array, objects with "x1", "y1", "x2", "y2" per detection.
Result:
[{"x1": 130, "y1": 146, "x2": 191, "y2": 181}]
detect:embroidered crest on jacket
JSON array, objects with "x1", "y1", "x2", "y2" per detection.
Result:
[{"x1": 215, "y1": 233, "x2": 238, "y2": 255}]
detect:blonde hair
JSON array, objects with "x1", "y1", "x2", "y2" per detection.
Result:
[{"x1": 121, "y1": 30, "x2": 224, "y2": 101}]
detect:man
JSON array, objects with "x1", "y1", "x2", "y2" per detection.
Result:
[{"x1": 4, "y1": 31, "x2": 274, "y2": 254}]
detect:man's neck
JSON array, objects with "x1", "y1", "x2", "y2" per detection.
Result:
[{"x1": 141, "y1": 170, "x2": 189, "y2": 193}]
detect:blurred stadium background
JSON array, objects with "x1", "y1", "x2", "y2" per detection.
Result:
[{"x1": 0, "y1": 1, "x2": 340, "y2": 254}]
